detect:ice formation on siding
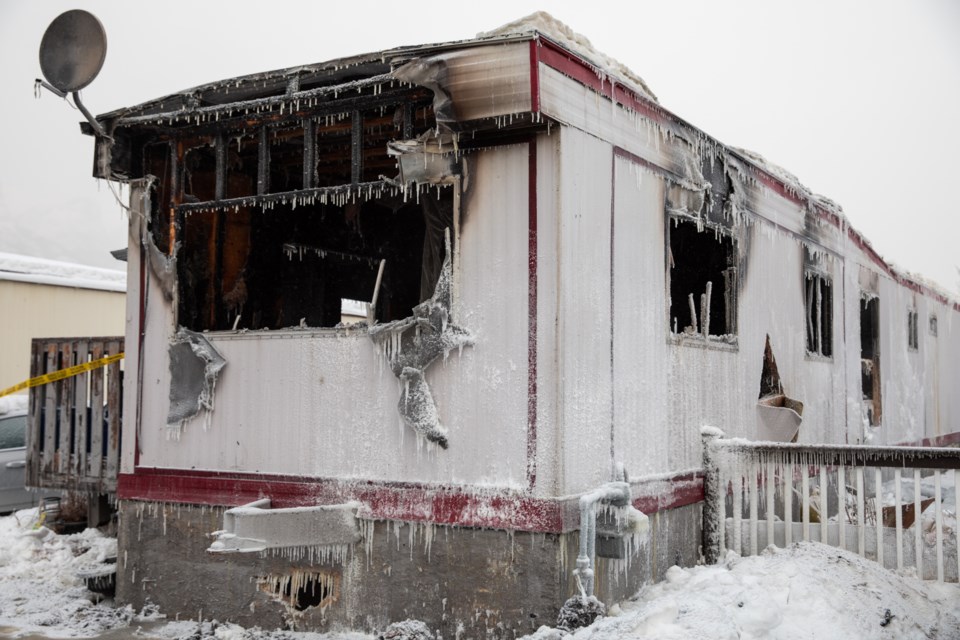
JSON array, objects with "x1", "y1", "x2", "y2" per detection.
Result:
[{"x1": 369, "y1": 233, "x2": 474, "y2": 449}]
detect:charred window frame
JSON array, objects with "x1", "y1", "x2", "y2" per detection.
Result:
[
  {"x1": 666, "y1": 150, "x2": 739, "y2": 343},
  {"x1": 907, "y1": 309, "x2": 919, "y2": 351},
  {"x1": 804, "y1": 270, "x2": 833, "y2": 358},
  {"x1": 164, "y1": 93, "x2": 447, "y2": 333},
  {"x1": 666, "y1": 217, "x2": 739, "y2": 341},
  {"x1": 860, "y1": 295, "x2": 881, "y2": 426}
]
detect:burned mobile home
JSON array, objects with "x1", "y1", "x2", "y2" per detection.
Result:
[{"x1": 74, "y1": 13, "x2": 959, "y2": 636}]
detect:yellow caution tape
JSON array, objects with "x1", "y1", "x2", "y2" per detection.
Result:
[{"x1": 0, "y1": 352, "x2": 124, "y2": 399}]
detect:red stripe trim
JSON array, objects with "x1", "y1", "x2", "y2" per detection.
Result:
[
  {"x1": 118, "y1": 467, "x2": 704, "y2": 533},
  {"x1": 633, "y1": 471, "x2": 705, "y2": 515},
  {"x1": 527, "y1": 139, "x2": 538, "y2": 490},
  {"x1": 538, "y1": 38, "x2": 668, "y2": 132}
]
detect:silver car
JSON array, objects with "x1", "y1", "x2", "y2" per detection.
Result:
[{"x1": 0, "y1": 406, "x2": 57, "y2": 514}]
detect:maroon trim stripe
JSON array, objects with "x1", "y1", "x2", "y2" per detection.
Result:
[
  {"x1": 118, "y1": 467, "x2": 705, "y2": 533},
  {"x1": 527, "y1": 139, "x2": 539, "y2": 490}
]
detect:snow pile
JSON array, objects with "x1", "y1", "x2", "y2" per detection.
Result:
[
  {"x1": 0, "y1": 251, "x2": 126, "y2": 292},
  {"x1": 0, "y1": 510, "x2": 957, "y2": 639},
  {"x1": 478, "y1": 12, "x2": 658, "y2": 103},
  {"x1": 526, "y1": 542, "x2": 960, "y2": 639},
  {"x1": 0, "y1": 509, "x2": 133, "y2": 636}
]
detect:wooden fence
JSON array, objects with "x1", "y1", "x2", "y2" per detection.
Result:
[
  {"x1": 702, "y1": 428, "x2": 960, "y2": 582},
  {"x1": 25, "y1": 337, "x2": 123, "y2": 494}
]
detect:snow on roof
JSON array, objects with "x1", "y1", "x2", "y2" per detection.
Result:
[
  {"x1": 478, "y1": 11, "x2": 658, "y2": 103},
  {"x1": 0, "y1": 252, "x2": 125, "y2": 293},
  {"x1": 0, "y1": 394, "x2": 28, "y2": 416}
]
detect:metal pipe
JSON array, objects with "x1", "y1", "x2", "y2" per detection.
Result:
[
  {"x1": 71, "y1": 91, "x2": 107, "y2": 138},
  {"x1": 35, "y1": 78, "x2": 66, "y2": 99},
  {"x1": 573, "y1": 481, "x2": 631, "y2": 597}
]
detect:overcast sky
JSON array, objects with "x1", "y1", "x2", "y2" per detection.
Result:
[{"x1": 1, "y1": 0, "x2": 958, "y2": 294}]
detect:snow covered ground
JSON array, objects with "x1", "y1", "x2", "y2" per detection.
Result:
[{"x1": 0, "y1": 509, "x2": 957, "y2": 639}]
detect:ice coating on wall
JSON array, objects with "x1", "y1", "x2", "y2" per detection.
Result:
[
  {"x1": 369, "y1": 233, "x2": 474, "y2": 449},
  {"x1": 478, "y1": 11, "x2": 658, "y2": 103}
]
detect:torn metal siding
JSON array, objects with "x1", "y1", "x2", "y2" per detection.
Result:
[
  {"x1": 398, "y1": 44, "x2": 532, "y2": 124},
  {"x1": 166, "y1": 328, "x2": 226, "y2": 429}
]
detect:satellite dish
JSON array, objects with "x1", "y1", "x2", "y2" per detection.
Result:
[{"x1": 39, "y1": 10, "x2": 107, "y2": 93}]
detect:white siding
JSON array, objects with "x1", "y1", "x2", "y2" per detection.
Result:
[
  {"x1": 133, "y1": 147, "x2": 531, "y2": 488},
  {"x1": 555, "y1": 127, "x2": 613, "y2": 494}
]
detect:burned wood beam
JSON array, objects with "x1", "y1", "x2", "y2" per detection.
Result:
[
  {"x1": 402, "y1": 101, "x2": 413, "y2": 139},
  {"x1": 215, "y1": 131, "x2": 227, "y2": 201},
  {"x1": 257, "y1": 126, "x2": 270, "y2": 195},
  {"x1": 168, "y1": 140, "x2": 179, "y2": 209},
  {"x1": 303, "y1": 119, "x2": 317, "y2": 190},
  {"x1": 175, "y1": 181, "x2": 389, "y2": 214},
  {"x1": 351, "y1": 110, "x2": 363, "y2": 185}
]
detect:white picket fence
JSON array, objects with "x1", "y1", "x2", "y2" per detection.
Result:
[{"x1": 701, "y1": 428, "x2": 960, "y2": 582}]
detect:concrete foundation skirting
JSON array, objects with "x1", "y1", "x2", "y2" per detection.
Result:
[{"x1": 116, "y1": 500, "x2": 702, "y2": 637}]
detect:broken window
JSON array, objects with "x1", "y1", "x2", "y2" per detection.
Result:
[
  {"x1": 667, "y1": 218, "x2": 738, "y2": 339},
  {"x1": 804, "y1": 271, "x2": 832, "y2": 357},
  {"x1": 162, "y1": 88, "x2": 442, "y2": 333},
  {"x1": 176, "y1": 191, "x2": 453, "y2": 332},
  {"x1": 929, "y1": 313, "x2": 938, "y2": 337},
  {"x1": 907, "y1": 309, "x2": 919, "y2": 350},
  {"x1": 860, "y1": 295, "x2": 881, "y2": 426}
]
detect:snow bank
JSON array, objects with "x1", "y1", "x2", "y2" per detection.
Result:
[
  {"x1": 526, "y1": 542, "x2": 960, "y2": 639},
  {"x1": 1, "y1": 509, "x2": 957, "y2": 639},
  {"x1": 0, "y1": 252, "x2": 125, "y2": 293},
  {"x1": 0, "y1": 509, "x2": 132, "y2": 637},
  {"x1": 478, "y1": 11, "x2": 658, "y2": 103}
]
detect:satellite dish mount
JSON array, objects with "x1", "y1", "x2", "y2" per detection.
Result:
[{"x1": 36, "y1": 10, "x2": 108, "y2": 137}]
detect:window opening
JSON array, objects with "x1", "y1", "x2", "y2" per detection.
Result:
[
  {"x1": 225, "y1": 131, "x2": 259, "y2": 200},
  {"x1": 176, "y1": 190, "x2": 454, "y2": 332},
  {"x1": 860, "y1": 296, "x2": 881, "y2": 426},
  {"x1": 804, "y1": 271, "x2": 832, "y2": 357},
  {"x1": 668, "y1": 218, "x2": 737, "y2": 339},
  {"x1": 268, "y1": 124, "x2": 305, "y2": 193},
  {"x1": 929, "y1": 313, "x2": 938, "y2": 337},
  {"x1": 907, "y1": 309, "x2": 919, "y2": 350},
  {"x1": 182, "y1": 140, "x2": 217, "y2": 202}
]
